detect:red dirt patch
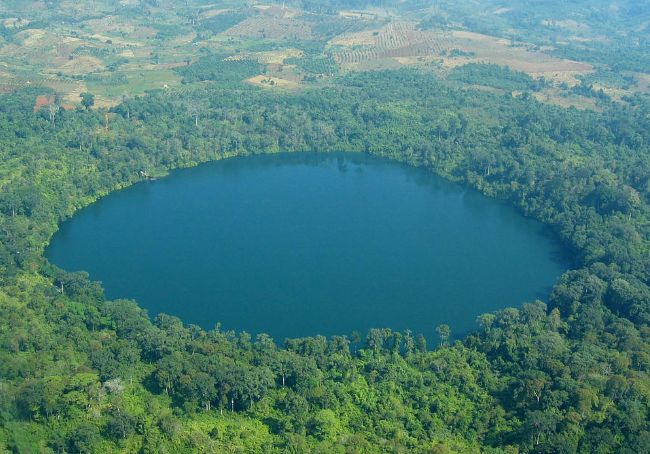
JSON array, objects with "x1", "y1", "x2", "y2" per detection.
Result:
[{"x1": 33, "y1": 95, "x2": 52, "y2": 112}]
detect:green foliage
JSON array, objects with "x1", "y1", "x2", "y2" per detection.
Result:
[
  {"x1": 578, "y1": 68, "x2": 637, "y2": 90},
  {"x1": 0, "y1": 60, "x2": 649, "y2": 452},
  {"x1": 175, "y1": 52, "x2": 264, "y2": 85},
  {"x1": 198, "y1": 12, "x2": 247, "y2": 36},
  {"x1": 286, "y1": 55, "x2": 338, "y2": 75},
  {"x1": 80, "y1": 92, "x2": 95, "y2": 110},
  {"x1": 448, "y1": 63, "x2": 542, "y2": 91}
]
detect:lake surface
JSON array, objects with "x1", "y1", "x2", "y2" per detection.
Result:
[{"x1": 47, "y1": 152, "x2": 568, "y2": 341}]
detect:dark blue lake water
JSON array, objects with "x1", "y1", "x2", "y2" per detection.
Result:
[{"x1": 46, "y1": 152, "x2": 568, "y2": 342}]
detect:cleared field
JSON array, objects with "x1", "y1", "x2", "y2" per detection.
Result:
[
  {"x1": 62, "y1": 82, "x2": 89, "y2": 107},
  {"x1": 331, "y1": 22, "x2": 592, "y2": 83},
  {"x1": 168, "y1": 32, "x2": 198, "y2": 47},
  {"x1": 540, "y1": 19, "x2": 589, "y2": 33},
  {"x1": 629, "y1": 72, "x2": 650, "y2": 93},
  {"x1": 246, "y1": 74, "x2": 300, "y2": 89},
  {"x1": 82, "y1": 33, "x2": 144, "y2": 47},
  {"x1": 252, "y1": 49, "x2": 303, "y2": 64},
  {"x1": 449, "y1": 31, "x2": 592, "y2": 81},
  {"x1": 330, "y1": 28, "x2": 381, "y2": 46},
  {"x1": 15, "y1": 28, "x2": 48, "y2": 46},
  {"x1": 57, "y1": 56, "x2": 105, "y2": 75},
  {"x1": 338, "y1": 10, "x2": 378, "y2": 19},
  {"x1": 0, "y1": 74, "x2": 79, "y2": 105},
  {"x1": 86, "y1": 69, "x2": 181, "y2": 97},
  {"x1": 83, "y1": 16, "x2": 157, "y2": 40},
  {"x1": 2, "y1": 18, "x2": 31, "y2": 27},
  {"x1": 199, "y1": 8, "x2": 233, "y2": 20},
  {"x1": 533, "y1": 88, "x2": 599, "y2": 110},
  {"x1": 0, "y1": 2, "x2": 622, "y2": 109},
  {"x1": 0, "y1": 27, "x2": 109, "y2": 75},
  {"x1": 222, "y1": 15, "x2": 315, "y2": 40},
  {"x1": 332, "y1": 22, "x2": 453, "y2": 66}
]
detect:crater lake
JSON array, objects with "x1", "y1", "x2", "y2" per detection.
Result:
[{"x1": 46, "y1": 152, "x2": 569, "y2": 342}]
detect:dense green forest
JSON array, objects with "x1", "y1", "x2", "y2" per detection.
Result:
[
  {"x1": 0, "y1": 67, "x2": 649, "y2": 452},
  {"x1": 1, "y1": 0, "x2": 650, "y2": 451}
]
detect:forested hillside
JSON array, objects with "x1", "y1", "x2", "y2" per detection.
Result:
[
  {"x1": 1, "y1": 0, "x2": 650, "y2": 452},
  {"x1": 0, "y1": 69, "x2": 649, "y2": 452}
]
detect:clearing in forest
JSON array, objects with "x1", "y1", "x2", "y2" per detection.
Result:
[
  {"x1": 246, "y1": 75, "x2": 300, "y2": 89},
  {"x1": 532, "y1": 88, "x2": 599, "y2": 110},
  {"x1": 222, "y1": 15, "x2": 315, "y2": 40},
  {"x1": 252, "y1": 49, "x2": 304, "y2": 64},
  {"x1": 449, "y1": 31, "x2": 592, "y2": 83}
]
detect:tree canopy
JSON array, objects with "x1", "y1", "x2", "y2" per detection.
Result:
[{"x1": 0, "y1": 67, "x2": 649, "y2": 452}]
